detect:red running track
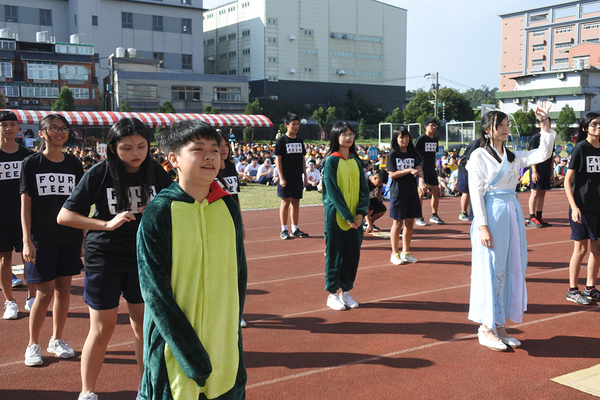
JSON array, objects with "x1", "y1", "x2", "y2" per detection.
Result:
[{"x1": 1, "y1": 189, "x2": 599, "y2": 399}]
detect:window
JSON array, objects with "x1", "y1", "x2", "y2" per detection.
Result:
[
  {"x1": 40, "y1": 9, "x2": 52, "y2": 26},
  {"x1": 583, "y1": 2, "x2": 600, "y2": 14},
  {"x1": 584, "y1": 22, "x2": 600, "y2": 30},
  {"x1": 555, "y1": 57, "x2": 568, "y2": 64},
  {"x1": 126, "y1": 84, "x2": 157, "y2": 99},
  {"x1": 0, "y1": 62, "x2": 13, "y2": 78},
  {"x1": 330, "y1": 33, "x2": 355, "y2": 40},
  {"x1": 74, "y1": 14, "x2": 77, "y2": 26},
  {"x1": 0, "y1": 84, "x2": 18, "y2": 97},
  {"x1": 556, "y1": 26, "x2": 572, "y2": 34},
  {"x1": 532, "y1": 30, "x2": 545, "y2": 37},
  {"x1": 229, "y1": 51, "x2": 236, "y2": 58},
  {"x1": 555, "y1": 6, "x2": 576, "y2": 19},
  {"x1": 242, "y1": 67, "x2": 250, "y2": 73},
  {"x1": 532, "y1": 59, "x2": 544, "y2": 67},
  {"x1": 206, "y1": 38, "x2": 215, "y2": 45},
  {"x1": 182, "y1": 0, "x2": 191, "y2": 4},
  {"x1": 304, "y1": 67, "x2": 313, "y2": 72},
  {"x1": 242, "y1": 2, "x2": 250, "y2": 8},
  {"x1": 330, "y1": 51, "x2": 354, "y2": 57},
  {"x1": 21, "y1": 86, "x2": 59, "y2": 98},
  {"x1": 585, "y1": 37, "x2": 600, "y2": 42},
  {"x1": 59, "y1": 65, "x2": 90, "y2": 80},
  {"x1": 153, "y1": 53, "x2": 164, "y2": 67},
  {"x1": 219, "y1": 54, "x2": 227, "y2": 59},
  {"x1": 182, "y1": 19, "x2": 192, "y2": 33},
  {"x1": 242, "y1": 30, "x2": 250, "y2": 37},
  {"x1": 0, "y1": 41, "x2": 16, "y2": 50},
  {"x1": 242, "y1": 49, "x2": 250, "y2": 55},
  {"x1": 228, "y1": 69, "x2": 236, "y2": 75},
  {"x1": 182, "y1": 54, "x2": 192, "y2": 69},
  {"x1": 268, "y1": 38, "x2": 277, "y2": 43},
  {"x1": 358, "y1": 35, "x2": 382, "y2": 42},
  {"x1": 214, "y1": 87, "x2": 241, "y2": 101},
  {"x1": 71, "y1": 88, "x2": 90, "y2": 99},
  {"x1": 304, "y1": 49, "x2": 317, "y2": 55},
  {"x1": 357, "y1": 71, "x2": 380, "y2": 77},
  {"x1": 92, "y1": 15, "x2": 98, "y2": 25},
  {"x1": 228, "y1": 6, "x2": 235, "y2": 12},
  {"x1": 27, "y1": 63, "x2": 58, "y2": 80},
  {"x1": 5, "y1": 6, "x2": 17, "y2": 22},
  {"x1": 530, "y1": 13, "x2": 548, "y2": 23},
  {"x1": 219, "y1": 10, "x2": 226, "y2": 15},
  {"x1": 357, "y1": 53, "x2": 381, "y2": 59},
  {"x1": 219, "y1": 36, "x2": 227, "y2": 42},
  {"x1": 305, "y1": 30, "x2": 314, "y2": 35},
  {"x1": 532, "y1": 44, "x2": 545, "y2": 52},
  {"x1": 555, "y1": 42, "x2": 572, "y2": 49},
  {"x1": 268, "y1": 57, "x2": 277, "y2": 62},
  {"x1": 171, "y1": 86, "x2": 201, "y2": 101},
  {"x1": 268, "y1": 76, "x2": 278, "y2": 81},
  {"x1": 122, "y1": 12, "x2": 133, "y2": 29},
  {"x1": 228, "y1": 33, "x2": 236, "y2": 40},
  {"x1": 55, "y1": 44, "x2": 94, "y2": 55},
  {"x1": 153, "y1": 16, "x2": 163, "y2": 31},
  {"x1": 267, "y1": 18, "x2": 278, "y2": 24}
]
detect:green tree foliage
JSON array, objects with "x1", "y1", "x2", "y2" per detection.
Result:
[
  {"x1": 243, "y1": 126, "x2": 253, "y2": 143},
  {"x1": 311, "y1": 106, "x2": 336, "y2": 131},
  {"x1": 0, "y1": 91, "x2": 5, "y2": 109},
  {"x1": 510, "y1": 109, "x2": 537, "y2": 137},
  {"x1": 384, "y1": 107, "x2": 404, "y2": 124},
  {"x1": 556, "y1": 104, "x2": 577, "y2": 142},
  {"x1": 203, "y1": 105, "x2": 220, "y2": 114},
  {"x1": 357, "y1": 118, "x2": 367, "y2": 140},
  {"x1": 52, "y1": 86, "x2": 75, "y2": 111},
  {"x1": 438, "y1": 87, "x2": 475, "y2": 122},
  {"x1": 119, "y1": 101, "x2": 131, "y2": 112},
  {"x1": 463, "y1": 85, "x2": 499, "y2": 108},
  {"x1": 157, "y1": 100, "x2": 176, "y2": 113},
  {"x1": 244, "y1": 99, "x2": 261, "y2": 115},
  {"x1": 98, "y1": 92, "x2": 105, "y2": 111},
  {"x1": 342, "y1": 89, "x2": 386, "y2": 124},
  {"x1": 403, "y1": 89, "x2": 434, "y2": 124}
]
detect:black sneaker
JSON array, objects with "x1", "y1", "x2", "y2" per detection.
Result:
[
  {"x1": 539, "y1": 218, "x2": 552, "y2": 227},
  {"x1": 291, "y1": 229, "x2": 309, "y2": 238},
  {"x1": 371, "y1": 224, "x2": 381, "y2": 232},
  {"x1": 566, "y1": 289, "x2": 592, "y2": 305},
  {"x1": 280, "y1": 230, "x2": 290, "y2": 240},
  {"x1": 429, "y1": 215, "x2": 445, "y2": 225},
  {"x1": 583, "y1": 287, "x2": 600, "y2": 301}
]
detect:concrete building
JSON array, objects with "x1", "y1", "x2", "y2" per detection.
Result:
[
  {"x1": 498, "y1": 1, "x2": 600, "y2": 118},
  {"x1": 202, "y1": 0, "x2": 407, "y2": 112}
]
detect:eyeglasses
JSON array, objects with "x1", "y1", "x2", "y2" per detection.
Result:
[
  {"x1": 45, "y1": 125, "x2": 71, "y2": 134},
  {"x1": 340, "y1": 133, "x2": 355, "y2": 138},
  {"x1": 590, "y1": 123, "x2": 600, "y2": 129}
]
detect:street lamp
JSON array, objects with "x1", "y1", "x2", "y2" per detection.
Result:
[{"x1": 424, "y1": 72, "x2": 439, "y2": 118}]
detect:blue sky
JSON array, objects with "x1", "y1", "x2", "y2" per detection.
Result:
[{"x1": 203, "y1": 0, "x2": 561, "y2": 92}]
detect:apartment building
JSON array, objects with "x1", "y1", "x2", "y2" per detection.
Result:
[{"x1": 202, "y1": 0, "x2": 407, "y2": 112}]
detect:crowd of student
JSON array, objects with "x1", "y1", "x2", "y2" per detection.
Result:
[{"x1": 1, "y1": 103, "x2": 600, "y2": 398}]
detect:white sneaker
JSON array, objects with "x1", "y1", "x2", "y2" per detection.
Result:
[
  {"x1": 25, "y1": 297, "x2": 35, "y2": 311},
  {"x1": 78, "y1": 392, "x2": 98, "y2": 400},
  {"x1": 240, "y1": 318, "x2": 247, "y2": 328},
  {"x1": 339, "y1": 291, "x2": 359, "y2": 309},
  {"x1": 136, "y1": 383, "x2": 142, "y2": 400},
  {"x1": 327, "y1": 293, "x2": 346, "y2": 311},
  {"x1": 415, "y1": 217, "x2": 427, "y2": 226},
  {"x1": 401, "y1": 252, "x2": 419, "y2": 263},
  {"x1": 390, "y1": 253, "x2": 405, "y2": 265},
  {"x1": 3, "y1": 300, "x2": 18, "y2": 320},
  {"x1": 24, "y1": 344, "x2": 43, "y2": 366},
  {"x1": 47, "y1": 338, "x2": 75, "y2": 358}
]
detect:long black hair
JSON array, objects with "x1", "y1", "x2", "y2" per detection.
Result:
[
  {"x1": 480, "y1": 111, "x2": 515, "y2": 163},
  {"x1": 38, "y1": 114, "x2": 71, "y2": 152},
  {"x1": 390, "y1": 125, "x2": 416, "y2": 155},
  {"x1": 576, "y1": 112, "x2": 600, "y2": 143},
  {"x1": 326, "y1": 121, "x2": 359, "y2": 159},
  {"x1": 106, "y1": 118, "x2": 154, "y2": 213}
]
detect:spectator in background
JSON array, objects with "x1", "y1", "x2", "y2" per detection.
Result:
[
  {"x1": 527, "y1": 128, "x2": 555, "y2": 228},
  {"x1": 415, "y1": 117, "x2": 445, "y2": 226}
]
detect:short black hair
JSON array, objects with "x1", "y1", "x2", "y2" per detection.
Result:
[
  {"x1": 284, "y1": 112, "x2": 300, "y2": 124},
  {"x1": 374, "y1": 168, "x2": 388, "y2": 182},
  {"x1": 0, "y1": 111, "x2": 18, "y2": 123},
  {"x1": 159, "y1": 120, "x2": 221, "y2": 155},
  {"x1": 424, "y1": 117, "x2": 437, "y2": 127}
]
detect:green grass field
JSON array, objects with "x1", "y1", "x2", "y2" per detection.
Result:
[{"x1": 238, "y1": 183, "x2": 323, "y2": 210}]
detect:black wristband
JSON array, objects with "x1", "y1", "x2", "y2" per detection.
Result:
[{"x1": 538, "y1": 117, "x2": 549, "y2": 123}]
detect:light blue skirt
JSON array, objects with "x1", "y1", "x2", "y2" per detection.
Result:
[{"x1": 468, "y1": 190, "x2": 528, "y2": 327}]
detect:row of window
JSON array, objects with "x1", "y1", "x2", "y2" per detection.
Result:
[
  {"x1": 204, "y1": 3, "x2": 246, "y2": 19},
  {"x1": 329, "y1": 70, "x2": 381, "y2": 77},
  {"x1": 122, "y1": 13, "x2": 192, "y2": 33},
  {"x1": 55, "y1": 44, "x2": 94, "y2": 56},
  {"x1": 0, "y1": 85, "x2": 92, "y2": 99}
]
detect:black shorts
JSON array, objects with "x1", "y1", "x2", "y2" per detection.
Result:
[
  {"x1": 389, "y1": 196, "x2": 422, "y2": 221},
  {"x1": 421, "y1": 169, "x2": 439, "y2": 186},
  {"x1": 25, "y1": 244, "x2": 83, "y2": 284},
  {"x1": 456, "y1": 171, "x2": 469, "y2": 194},
  {"x1": 369, "y1": 198, "x2": 387, "y2": 214},
  {"x1": 531, "y1": 173, "x2": 552, "y2": 190},
  {"x1": 83, "y1": 271, "x2": 144, "y2": 310},
  {"x1": 277, "y1": 179, "x2": 304, "y2": 199},
  {"x1": 570, "y1": 208, "x2": 600, "y2": 241},
  {"x1": 0, "y1": 224, "x2": 23, "y2": 253}
]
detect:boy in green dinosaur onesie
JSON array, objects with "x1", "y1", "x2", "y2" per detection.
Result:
[{"x1": 137, "y1": 120, "x2": 247, "y2": 400}]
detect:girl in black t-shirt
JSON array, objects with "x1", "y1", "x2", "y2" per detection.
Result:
[
  {"x1": 387, "y1": 126, "x2": 423, "y2": 265},
  {"x1": 57, "y1": 118, "x2": 171, "y2": 400},
  {"x1": 565, "y1": 112, "x2": 600, "y2": 305},
  {"x1": 21, "y1": 114, "x2": 84, "y2": 367}
]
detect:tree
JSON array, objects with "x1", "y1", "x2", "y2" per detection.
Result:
[
  {"x1": 243, "y1": 126, "x2": 253, "y2": 143},
  {"x1": 438, "y1": 87, "x2": 474, "y2": 122},
  {"x1": 203, "y1": 105, "x2": 219, "y2": 114},
  {"x1": 556, "y1": 104, "x2": 577, "y2": 142},
  {"x1": 0, "y1": 91, "x2": 5, "y2": 109},
  {"x1": 311, "y1": 106, "x2": 336, "y2": 131},
  {"x1": 157, "y1": 100, "x2": 176, "y2": 113},
  {"x1": 52, "y1": 85, "x2": 75, "y2": 111},
  {"x1": 119, "y1": 101, "x2": 131, "y2": 112},
  {"x1": 341, "y1": 89, "x2": 386, "y2": 123},
  {"x1": 384, "y1": 107, "x2": 404, "y2": 124},
  {"x1": 244, "y1": 99, "x2": 261, "y2": 115},
  {"x1": 403, "y1": 89, "x2": 434, "y2": 124},
  {"x1": 463, "y1": 85, "x2": 499, "y2": 108},
  {"x1": 98, "y1": 92, "x2": 105, "y2": 111},
  {"x1": 510, "y1": 109, "x2": 536, "y2": 137},
  {"x1": 357, "y1": 118, "x2": 367, "y2": 140}
]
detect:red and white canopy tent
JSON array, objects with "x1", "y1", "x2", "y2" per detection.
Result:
[{"x1": 4, "y1": 110, "x2": 273, "y2": 128}]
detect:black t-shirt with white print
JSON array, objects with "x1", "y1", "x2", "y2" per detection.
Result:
[
  {"x1": 62, "y1": 159, "x2": 172, "y2": 274},
  {"x1": 367, "y1": 178, "x2": 379, "y2": 199},
  {"x1": 414, "y1": 134, "x2": 438, "y2": 171},
  {"x1": 217, "y1": 159, "x2": 240, "y2": 203},
  {"x1": 275, "y1": 134, "x2": 306, "y2": 181},
  {"x1": 20, "y1": 152, "x2": 84, "y2": 247},
  {"x1": 387, "y1": 149, "x2": 419, "y2": 198},
  {"x1": 568, "y1": 140, "x2": 600, "y2": 212},
  {"x1": 0, "y1": 146, "x2": 33, "y2": 225}
]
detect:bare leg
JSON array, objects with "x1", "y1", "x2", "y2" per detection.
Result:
[
  {"x1": 430, "y1": 185, "x2": 440, "y2": 214},
  {"x1": 569, "y1": 240, "x2": 588, "y2": 288},
  {"x1": 127, "y1": 302, "x2": 145, "y2": 380},
  {"x1": 52, "y1": 275, "x2": 73, "y2": 341},
  {"x1": 390, "y1": 220, "x2": 402, "y2": 254},
  {"x1": 460, "y1": 193, "x2": 470, "y2": 213},
  {"x1": 279, "y1": 198, "x2": 291, "y2": 227},
  {"x1": 402, "y1": 219, "x2": 414, "y2": 254},
  {"x1": 29, "y1": 280, "x2": 56, "y2": 345},
  {"x1": 0, "y1": 251, "x2": 14, "y2": 303},
  {"x1": 80, "y1": 307, "x2": 118, "y2": 394},
  {"x1": 586, "y1": 241, "x2": 600, "y2": 287},
  {"x1": 290, "y1": 198, "x2": 300, "y2": 227}
]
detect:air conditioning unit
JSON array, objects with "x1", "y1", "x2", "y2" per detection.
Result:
[
  {"x1": 548, "y1": 96, "x2": 555, "y2": 101},
  {"x1": 22, "y1": 100, "x2": 29, "y2": 104},
  {"x1": 9, "y1": 101, "x2": 18, "y2": 106},
  {"x1": 337, "y1": 69, "x2": 346, "y2": 75},
  {"x1": 32, "y1": 100, "x2": 39, "y2": 104},
  {"x1": 207, "y1": 56, "x2": 215, "y2": 61},
  {"x1": 288, "y1": 34, "x2": 296, "y2": 40},
  {"x1": 557, "y1": 72, "x2": 565, "y2": 80},
  {"x1": 342, "y1": 34, "x2": 348, "y2": 39},
  {"x1": 288, "y1": 68, "x2": 296, "y2": 74},
  {"x1": 330, "y1": 33, "x2": 335, "y2": 38},
  {"x1": 513, "y1": 98, "x2": 520, "y2": 104}
]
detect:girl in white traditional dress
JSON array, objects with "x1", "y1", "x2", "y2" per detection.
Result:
[{"x1": 467, "y1": 101, "x2": 554, "y2": 351}]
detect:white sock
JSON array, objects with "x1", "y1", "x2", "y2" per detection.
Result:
[
  {"x1": 281, "y1": 225, "x2": 288, "y2": 232},
  {"x1": 292, "y1": 225, "x2": 299, "y2": 232}
]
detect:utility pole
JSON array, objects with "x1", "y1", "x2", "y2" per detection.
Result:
[
  {"x1": 424, "y1": 72, "x2": 439, "y2": 117},
  {"x1": 109, "y1": 54, "x2": 115, "y2": 111}
]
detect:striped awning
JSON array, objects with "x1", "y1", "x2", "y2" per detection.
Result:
[{"x1": 4, "y1": 110, "x2": 273, "y2": 128}]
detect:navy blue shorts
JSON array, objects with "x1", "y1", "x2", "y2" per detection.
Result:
[
  {"x1": 25, "y1": 244, "x2": 83, "y2": 284},
  {"x1": 570, "y1": 208, "x2": 600, "y2": 241},
  {"x1": 421, "y1": 169, "x2": 439, "y2": 186},
  {"x1": 456, "y1": 171, "x2": 469, "y2": 194},
  {"x1": 0, "y1": 224, "x2": 23, "y2": 253},
  {"x1": 531, "y1": 173, "x2": 552, "y2": 190},
  {"x1": 277, "y1": 179, "x2": 304, "y2": 199},
  {"x1": 369, "y1": 198, "x2": 387, "y2": 214},
  {"x1": 83, "y1": 271, "x2": 144, "y2": 310},
  {"x1": 389, "y1": 196, "x2": 422, "y2": 221}
]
